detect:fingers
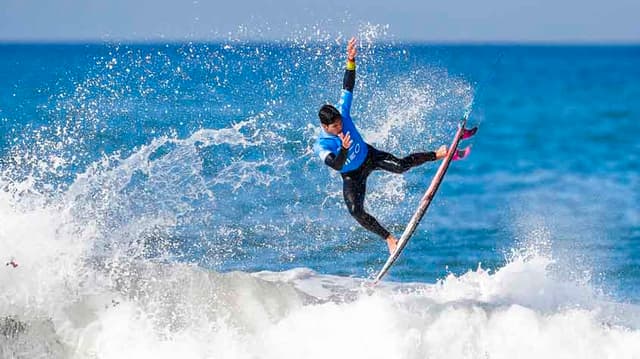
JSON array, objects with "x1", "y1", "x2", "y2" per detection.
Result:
[
  {"x1": 343, "y1": 132, "x2": 352, "y2": 147},
  {"x1": 347, "y1": 37, "x2": 357, "y2": 60},
  {"x1": 339, "y1": 131, "x2": 352, "y2": 148}
]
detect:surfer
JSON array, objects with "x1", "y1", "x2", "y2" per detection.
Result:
[{"x1": 314, "y1": 37, "x2": 448, "y2": 254}]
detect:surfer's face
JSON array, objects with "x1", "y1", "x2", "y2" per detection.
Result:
[{"x1": 322, "y1": 117, "x2": 343, "y2": 136}]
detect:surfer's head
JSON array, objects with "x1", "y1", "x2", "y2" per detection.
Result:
[{"x1": 318, "y1": 104, "x2": 343, "y2": 135}]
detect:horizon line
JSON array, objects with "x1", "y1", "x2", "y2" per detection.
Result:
[{"x1": 1, "y1": 39, "x2": 639, "y2": 47}]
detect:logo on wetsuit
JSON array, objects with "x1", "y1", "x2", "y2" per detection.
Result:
[{"x1": 344, "y1": 143, "x2": 361, "y2": 167}]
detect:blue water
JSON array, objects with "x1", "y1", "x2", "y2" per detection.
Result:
[{"x1": 1, "y1": 41, "x2": 639, "y2": 357}]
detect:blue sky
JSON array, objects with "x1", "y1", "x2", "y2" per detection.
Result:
[{"x1": 1, "y1": 0, "x2": 639, "y2": 43}]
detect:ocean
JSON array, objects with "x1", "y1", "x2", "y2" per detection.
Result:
[{"x1": 1, "y1": 37, "x2": 639, "y2": 358}]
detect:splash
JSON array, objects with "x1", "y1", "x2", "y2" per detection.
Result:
[
  {"x1": 2, "y1": 239, "x2": 639, "y2": 358},
  {"x1": 0, "y1": 22, "x2": 502, "y2": 359}
]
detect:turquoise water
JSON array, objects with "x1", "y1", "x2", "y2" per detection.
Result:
[{"x1": 1, "y1": 42, "x2": 639, "y2": 357}]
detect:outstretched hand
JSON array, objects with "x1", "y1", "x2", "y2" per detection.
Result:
[
  {"x1": 347, "y1": 37, "x2": 357, "y2": 61},
  {"x1": 339, "y1": 132, "x2": 352, "y2": 149}
]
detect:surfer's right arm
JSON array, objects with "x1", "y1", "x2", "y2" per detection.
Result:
[
  {"x1": 339, "y1": 37, "x2": 357, "y2": 117},
  {"x1": 323, "y1": 132, "x2": 352, "y2": 171}
]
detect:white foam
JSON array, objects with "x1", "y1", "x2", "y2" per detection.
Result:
[{"x1": 3, "y1": 214, "x2": 640, "y2": 359}]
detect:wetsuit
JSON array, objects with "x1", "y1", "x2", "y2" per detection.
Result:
[{"x1": 314, "y1": 61, "x2": 438, "y2": 240}]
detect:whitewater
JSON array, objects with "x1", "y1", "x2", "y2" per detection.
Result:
[{"x1": 2, "y1": 203, "x2": 640, "y2": 358}]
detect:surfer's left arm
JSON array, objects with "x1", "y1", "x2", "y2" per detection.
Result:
[{"x1": 435, "y1": 145, "x2": 447, "y2": 159}]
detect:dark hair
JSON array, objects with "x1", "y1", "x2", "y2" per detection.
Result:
[{"x1": 318, "y1": 104, "x2": 341, "y2": 125}]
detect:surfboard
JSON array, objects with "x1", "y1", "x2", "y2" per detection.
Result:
[{"x1": 373, "y1": 118, "x2": 474, "y2": 284}]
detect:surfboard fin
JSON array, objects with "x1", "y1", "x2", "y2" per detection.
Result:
[
  {"x1": 462, "y1": 126, "x2": 478, "y2": 140},
  {"x1": 452, "y1": 146, "x2": 471, "y2": 161}
]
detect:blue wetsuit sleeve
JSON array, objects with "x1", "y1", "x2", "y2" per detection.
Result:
[
  {"x1": 314, "y1": 141, "x2": 332, "y2": 162},
  {"x1": 339, "y1": 90, "x2": 353, "y2": 118},
  {"x1": 314, "y1": 139, "x2": 347, "y2": 171},
  {"x1": 339, "y1": 63, "x2": 355, "y2": 117}
]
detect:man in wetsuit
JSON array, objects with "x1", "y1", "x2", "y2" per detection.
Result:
[{"x1": 314, "y1": 37, "x2": 448, "y2": 254}]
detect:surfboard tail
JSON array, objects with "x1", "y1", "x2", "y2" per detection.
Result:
[
  {"x1": 373, "y1": 118, "x2": 472, "y2": 284},
  {"x1": 462, "y1": 126, "x2": 478, "y2": 140}
]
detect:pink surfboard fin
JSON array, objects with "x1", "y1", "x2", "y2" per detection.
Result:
[
  {"x1": 461, "y1": 126, "x2": 478, "y2": 140},
  {"x1": 452, "y1": 146, "x2": 471, "y2": 161}
]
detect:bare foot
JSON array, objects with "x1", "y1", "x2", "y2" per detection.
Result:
[
  {"x1": 386, "y1": 235, "x2": 398, "y2": 255},
  {"x1": 436, "y1": 145, "x2": 448, "y2": 159}
]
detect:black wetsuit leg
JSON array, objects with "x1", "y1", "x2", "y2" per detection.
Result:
[
  {"x1": 369, "y1": 146, "x2": 436, "y2": 173},
  {"x1": 340, "y1": 145, "x2": 437, "y2": 240},
  {"x1": 341, "y1": 157, "x2": 391, "y2": 240}
]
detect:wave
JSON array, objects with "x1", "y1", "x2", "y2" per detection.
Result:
[
  {"x1": 2, "y1": 183, "x2": 639, "y2": 358},
  {"x1": 2, "y1": 251, "x2": 639, "y2": 358},
  {"x1": 1, "y1": 187, "x2": 639, "y2": 358}
]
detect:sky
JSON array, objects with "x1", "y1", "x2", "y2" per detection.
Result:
[{"x1": 1, "y1": 0, "x2": 639, "y2": 43}]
